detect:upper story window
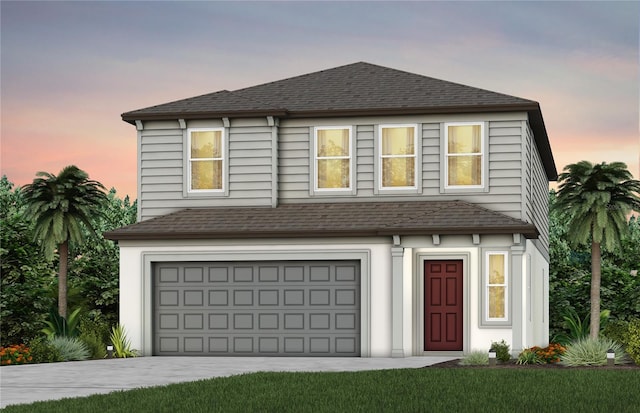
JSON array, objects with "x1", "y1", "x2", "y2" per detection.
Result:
[
  {"x1": 314, "y1": 127, "x2": 352, "y2": 191},
  {"x1": 379, "y1": 125, "x2": 417, "y2": 189},
  {"x1": 188, "y1": 128, "x2": 224, "y2": 191},
  {"x1": 485, "y1": 251, "x2": 509, "y2": 324},
  {"x1": 445, "y1": 123, "x2": 485, "y2": 188}
]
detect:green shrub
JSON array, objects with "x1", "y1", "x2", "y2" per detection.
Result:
[
  {"x1": 623, "y1": 318, "x2": 640, "y2": 365},
  {"x1": 41, "y1": 307, "x2": 82, "y2": 339},
  {"x1": 49, "y1": 336, "x2": 90, "y2": 361},
  {"x1": 602, "y1": 320, "x2": 629, "y2": 344},
  {"x1": 78, "y1": 312, "x2": 110, "y2": 359},
  {"x1": 78, "y1": 311, "x2": 112, "y2": 344},
  {"x1": 516, "y1": 348, "x2": 542, "y2": 365},
  {"x1": 79, "y1": 332, "x2": 106, "y2": 359},
  {"x1": 459, "y1": 351, "x2": 488, "y2": 366},
  {"x1": 561, "y1": 337, "x2": 629, "y2": 366},
  {"x1": 28, "y1": 337, "x2": 62, "y2": 363},
  {"x1": 490, "y1": 340, "x2": 511, "y2": 362},
  {"x1": 109, "y1": 324, "x2": 137, "y2": 358},
  {"x1": 552, "y1": 308, "x2": 610, "y2": 345}
]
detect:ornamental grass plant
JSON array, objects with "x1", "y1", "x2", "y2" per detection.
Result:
[
  {"x1": 49, "y1": 336, "x2": 90, "y2": 361},
  {"x1": 109, "y1": 324, "x2": 137, "y2": 358},
  {"x1": 561, "y1": 337, "x2": 629, "y2": 366},
  {"x1": 516, "y1": 348, "x2": 543, "y2": 365},
  {"x1": 459, "y1": 350, "x2": 489, "y2": 366}
]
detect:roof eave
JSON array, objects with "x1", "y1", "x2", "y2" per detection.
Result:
[
  {"x1": 120, "y1": 103, "x2": 537, "y2": 123},
  {"x1": 104, "y1": 226, "x2": 539, "y2": 241},
  {"x1": 121, "y1": 109, "x2": 289, "y2": 124},
  {"x1": 261, "y1": 103, "x2": 541, "y2": 119}
]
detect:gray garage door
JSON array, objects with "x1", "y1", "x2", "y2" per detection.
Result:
[{"x1": 153, "y1": 261, "x2": 360, "y2": 356}]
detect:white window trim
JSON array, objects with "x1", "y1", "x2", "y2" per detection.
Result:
[
  {"x1": 377, "y1": 124, "x2": 419, "y2": 191},
  {"x1": 483, "y1": 251, "x2": 510, "y2": 326},
  {"x1": 442, "y1": 122, "x2": 487, "y2": 192},
  {"x1": 313, "y1": 126, "x2": 353, "y2": 193},
  {"x1": 187, "y1": 127, "x2": 226, "y2": 194}
]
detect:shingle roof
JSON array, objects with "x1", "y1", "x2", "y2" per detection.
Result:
[
  {"x1": 122, "y1": 90, "x2": 287, "y2": 118},
  {"x1": 123, "y1": 62, "x2": 537, "y2": 119},
  {"x1": 104, "y1": 200, "x2": 538, "y2": 241},
  {"x1": 121, "y1": 62, "x2": 556, "y2": 179}
]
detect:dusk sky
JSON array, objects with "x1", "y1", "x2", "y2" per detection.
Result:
[{"x1": 2, "y1": 1, "x2": 638, "y2": 199}]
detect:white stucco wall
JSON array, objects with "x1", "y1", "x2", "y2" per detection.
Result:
[
  {"x1": 118, "y1": 238, "x2": 393, "y2": 357},
  {"x1": 117, "y1": 233, "x2": 549, "y2": 357}
]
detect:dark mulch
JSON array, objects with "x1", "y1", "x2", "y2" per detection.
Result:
[{"x1": 427, "y1": 358, "x2": 640, "y2": 370}]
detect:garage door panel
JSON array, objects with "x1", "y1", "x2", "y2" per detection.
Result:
[{"x1": 154, "y1": 261, "x2": 360, "y2": 356}]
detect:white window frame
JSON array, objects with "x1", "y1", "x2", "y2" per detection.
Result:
[
  {"x1": 483, "y1": 251, "x2": 510, "y2": 326},
  {"x1": 187, "y1": 127, "x2": 225, "y2": 193},
  {"x1": 378, "y1": 124, "x2": 418, "y2": 191},
  {"x1": 443, "y1": 122, "x2": 487, "y2": 191},
  {"x1": 313, "y1": 126, "x2": 353, "y2": 193}
]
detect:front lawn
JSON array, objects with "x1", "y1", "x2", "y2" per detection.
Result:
[{"x1": 2, "y1": 368, "x2": 639, "y2": 412}]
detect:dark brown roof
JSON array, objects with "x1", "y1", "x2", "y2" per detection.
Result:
[
  {"x1": 104, "y1": 200, "x2": 538, "y2": 241},
  {"x1": 121, "y1": 62, "x2": 556, "y2": 179}
]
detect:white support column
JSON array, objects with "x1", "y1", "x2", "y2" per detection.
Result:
[
  {"x1": 510, "y1": 245, "x2": 525, "y2": 354},
  {"x1": 391, "y1": 235, "x2": 405, "y2": 357}
]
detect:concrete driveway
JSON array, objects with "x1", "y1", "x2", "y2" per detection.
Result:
[{"x1": 0, "y1": 356, "x2": 454, "y2": 408}]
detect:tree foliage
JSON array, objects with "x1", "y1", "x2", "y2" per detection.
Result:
[
  {"x1": 0, "y1": 177, "x2": 56, "y2": 345},
  {"x1": 549, "y1": 189, "x2": 640, "y2": 339},
  {"x1": 21, "y1": 166, "x2": 108, "y2": 318},
  {"x1": 552, "y1": 161, "x2": 640, "y2": 337},
  {"x1": 0, "y1": 175, "x2": 136, "y2": 346}
]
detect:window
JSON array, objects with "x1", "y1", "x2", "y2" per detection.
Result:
[
  {"x1": 445, "y1": 123, "x2": 484, "y2": 188},
  {"x1": 188, "y1": 128, "x2": 224, "y2": 191},
  {"x1": 485, "y1": 252, "x2": 508, "y2": 322},
  {"x1": 379, "y1": 125, "x2": 417, "y2": 189},
  {"x1": 314, "y1": 127, "x2": 351, "y2": 190}
]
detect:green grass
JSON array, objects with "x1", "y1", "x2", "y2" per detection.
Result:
[{"x1": 2, "y1": 368, "x2": 639, "y2": 413}]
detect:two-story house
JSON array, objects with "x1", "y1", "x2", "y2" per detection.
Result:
[{"x1": 105, "y1": 62, "x2": 557, "y2": 358}]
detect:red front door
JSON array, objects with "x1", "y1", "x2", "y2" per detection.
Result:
[{"x1": 424, "y1": 260, "x2": 463, "y2": 351}]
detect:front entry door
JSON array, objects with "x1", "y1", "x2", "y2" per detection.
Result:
[{"x1": 424, "y1": 260, "x2": 463, "y2": 351}]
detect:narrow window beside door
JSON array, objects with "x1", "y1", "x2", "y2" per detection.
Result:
[{"x1": 484, "y1": 251, "x2": 509, "y2": 324}]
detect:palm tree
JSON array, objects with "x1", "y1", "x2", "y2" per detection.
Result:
[
  {"x1": 22, "y1": 166, "x2": 107, "y2": 319},
  {"x1": 553, "y1": 161, "x2": 640, "y2": 338}
]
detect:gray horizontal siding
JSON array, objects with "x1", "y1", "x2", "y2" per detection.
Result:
[
  {"x1": 530, "y1": 124, "x2": 549, "y2": 253},
  {"x1": 138, "y1": 120, "x2": 274, "y2": 221},
  {"x1": 275, "y1": 116, "x2": 526, "y2": 220},
  {"x1": 484, "y1": 120, "x2": 523, "y2": 219},
  {"x1": 138, "y1": 126, "x2": 183, "y2": 220},
  {"x1": 356, "y1": 125, "x2": 375, "y2": 196},
  {"x1": 278, "y1": 126, "x2": 311, "y2": 200},
  {"x1": 422, "y1": 123, "x2": 440, "y2": 196},
  {"x1": 136, "y1": 114, "x2": 548, "y2": 236}
]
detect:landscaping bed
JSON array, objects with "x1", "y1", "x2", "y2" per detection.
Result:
[{"x1": 428, "y1": 358, "x2": 640, "y2": 369}]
